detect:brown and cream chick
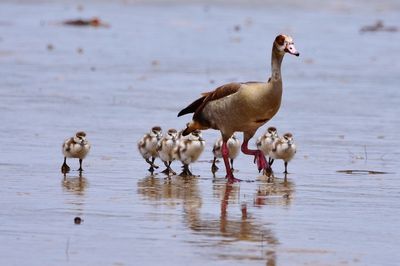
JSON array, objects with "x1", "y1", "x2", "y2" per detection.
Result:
[
  {"x1": 256, "y1": 126, "x2": 279, "y2": 165},
  {"x1": 157, "y1": 128, "x2": 178, "y2": 176},
  {"x1": 211, "y1": 134, "x2": 240, "y2": 173},
  {"x1": 61, "y1": 131, "x2": 91, "y2": 173},
  {"x1": 138, "y1": 126, "x2": 162, "y2": 172},
  {"x1": 174, "y1": 130, "x2": 205, "y2": 177},
  {"x1": 270, "y1": 132, "x2": 297, "y2": 174}
]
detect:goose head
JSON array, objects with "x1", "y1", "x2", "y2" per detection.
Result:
[{"x1": 274, "y1": 34, "x2": 300, "y2": 57}]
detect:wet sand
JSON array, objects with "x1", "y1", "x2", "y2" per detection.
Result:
[{"x1": 0, "y1": 1, "x2": 399, "y2": 265}]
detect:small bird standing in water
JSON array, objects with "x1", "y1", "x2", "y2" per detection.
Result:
[
  {"x1": 211, "y1": 134, "x2": 240, "y2": 173},
  {"x1": 256, "y1": 126, "x2": 279, "y2": 164},
  {"x1": 61, "y1": 131, "x2": 91, "y2": 173},
  {"x1": 138, "y1": 126, "x2": 162, "y2": 172},
  {"x1": 269, "y1": 132, "x2": 296, "y2": 174},
  {"x1": 174, "y1": 130, "x2": 205, "y2": 176},
  {"x1": 157, "y1": 128, "x2": 178, "y2": 175}
]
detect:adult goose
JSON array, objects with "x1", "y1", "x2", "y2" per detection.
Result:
[{"x1": 178, "y1": 34, "x2": 299, "y2": 182}]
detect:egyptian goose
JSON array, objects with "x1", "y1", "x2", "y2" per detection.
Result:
[
  {"x1": 211, "y1": 134, "x2": 240, "y2": 173},
  {"x1": 256, "y1": 126, "x2": 278, "y2": 164},
  {"x1": 174, "y1": 130, "x2": 205, "y2": 176},
  {"x1": 61, "y1": 131, "x2": 91, "y2": 173},
  {"x1": 178, "y1": 34, "x2": 299, "y2": 182},
  {"x1": 157, "y1": 128, "x2": 178, "y2": 175},
  {"x1": 138, "y1": 126, "x2": 162, "y2": 172},
  {"x1": 269, "y1": 132, "x2": 297, "y2": 173}
]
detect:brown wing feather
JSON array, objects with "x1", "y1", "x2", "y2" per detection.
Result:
[
  {"x1": 178, "y1": 83, "x2": 241, "y2": 117},
  {"x1": 193, "y1": 83, "x2": 241, "y2": 121},
  {"x1": 180, "y1": 83, "x2": 242, "y2": 135},
  {"x1": 201, "y1": 83, "x2": 241, "y2": 102},
  {"x1": 177, "y1": 95, "x2": 206, "y2": 117}
]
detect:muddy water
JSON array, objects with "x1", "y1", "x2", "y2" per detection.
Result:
[{"x1": 0, "y1": 1, "x2": 399, "y2": 265}]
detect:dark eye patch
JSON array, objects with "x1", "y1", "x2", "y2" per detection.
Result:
[{"x1": 275, "y1": 35, "x2": 285, "y2": 46}]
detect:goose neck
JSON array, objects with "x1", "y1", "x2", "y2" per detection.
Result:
[{"x1": 270, "y1": 48, "x2": 284, "y2": 82}]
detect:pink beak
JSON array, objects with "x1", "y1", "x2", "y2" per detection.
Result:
[{"x1": 285, "y1": 43, "x2": 300, "y2": 56}]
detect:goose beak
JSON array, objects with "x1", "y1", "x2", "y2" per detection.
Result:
[{"x1": 285, "y1": 43, "x2": 300, "y2": 57}]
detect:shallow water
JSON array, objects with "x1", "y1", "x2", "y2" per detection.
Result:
[{"x1": 0, "y1": 1, "x2": 399, "y2": 265}]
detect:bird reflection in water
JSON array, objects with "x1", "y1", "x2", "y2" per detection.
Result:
[
  {"x1": 62, "y1": 171, "x2": 87, "y2": 195},
  {"x1": 137, "y1": 175, "x2": 290, "y2": 265},
  {"x1": 62, "y1": 172, "x2": 87, "y2": 221},
  {"x1": 137, "y1": 174, "x2": 201, "y2": 207},
  {"x1": 254, "y1": 173, "x2": 295, "y2": 207}
]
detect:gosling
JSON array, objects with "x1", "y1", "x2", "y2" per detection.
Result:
[
  {"x1": 138, "y1": 126, "x2": 162, "y2": 172},
  {"x1": 269, "y1": 132, "x2": 296, "y2": 174},
  {"x1": 174, "y1": 130, "x2": 205, "y2": 176},
  {"x1": 211, "y1": 134, "x2": 240, "y2": 173},
  {"x1": 256, "y1": 126, "x2": 278, "y2": 164},
  {"x1": 61, "y1": 131, "x2": 91, "y2": 173},
  {"x1": 157, "y1": 128, "x2": 178, "y2": 175}
]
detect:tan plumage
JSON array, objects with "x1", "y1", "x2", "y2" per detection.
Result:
[
  {"x1": 256, "y1": 126, "x2": 279, "y2": 164},
  {"x1": 157, "y1": 128, "x2": 178, "y2": 175},
  {"x1": 174, "y1": 130, "x2": 205, "y2": 176},
  {"x1": 178, "y1": 34, "x2": 299, "y2": 182},
  {"x1": 270, "y1": 132, "x2": 297, "y2": 174},
  {"x1": 61, "y1": 131, "x2": 91, "y2": 173},
  {"x1": 138, "y1": 126, "x2": 162, "y2": 172}
]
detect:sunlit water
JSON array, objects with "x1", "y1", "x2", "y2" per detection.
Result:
[{"x1": 0, "y1": 1, "x2": 399, "y2": 265}]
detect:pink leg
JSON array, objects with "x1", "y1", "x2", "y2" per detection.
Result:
[
  {"x1": 222, "y1": 142, "x2": 241, "y2": 183},
  {"x1": 241, "y1": 140, "x2": 271, "y2": 173}
]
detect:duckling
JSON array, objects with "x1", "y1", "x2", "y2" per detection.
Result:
[
  {"x1": 211, "y1": 134, "x2": 240, "y2": 173},
  {"x1": 61, "y1": 131, "x2": 91, "y2": 173},
  {"x1": 174, "y1": 130, "x2": 205, "y2": 176},
  {"x1": 138, "y1": 126, "x2": 162, "y2": 172},
  {"x1": 270, "y1": 132, "x2": 296, "y2": 174},
  {"x1": 157, "y1": 128, "x2": 178, "y2": 175},
  {"x1": 256, "y1": 126, "x2": 278, "y2": 164}
]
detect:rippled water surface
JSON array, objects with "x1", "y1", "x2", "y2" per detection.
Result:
[{"x1": 0, "y1": 1, "x2": 399, "y2": 265}]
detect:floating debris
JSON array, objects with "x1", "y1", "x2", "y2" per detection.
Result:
[
  {"x1": 360, "y1": 20, "x2": 398, "y2": 33},
  {"x1": 74, "y1": 217, "x2": 83, "y2": 224},
  {"x1": 76, "y1": 4, "x2": 84, "y2": 11},
  {"x1": 337, "y1": 170, "x2": 389, "y2": 175},
  {"x1": 63, "y1": 17, "x2": 109, "y2": 28},
  {"x1": 151, "y1": 60, "x2": 160, "y2": 67}
]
